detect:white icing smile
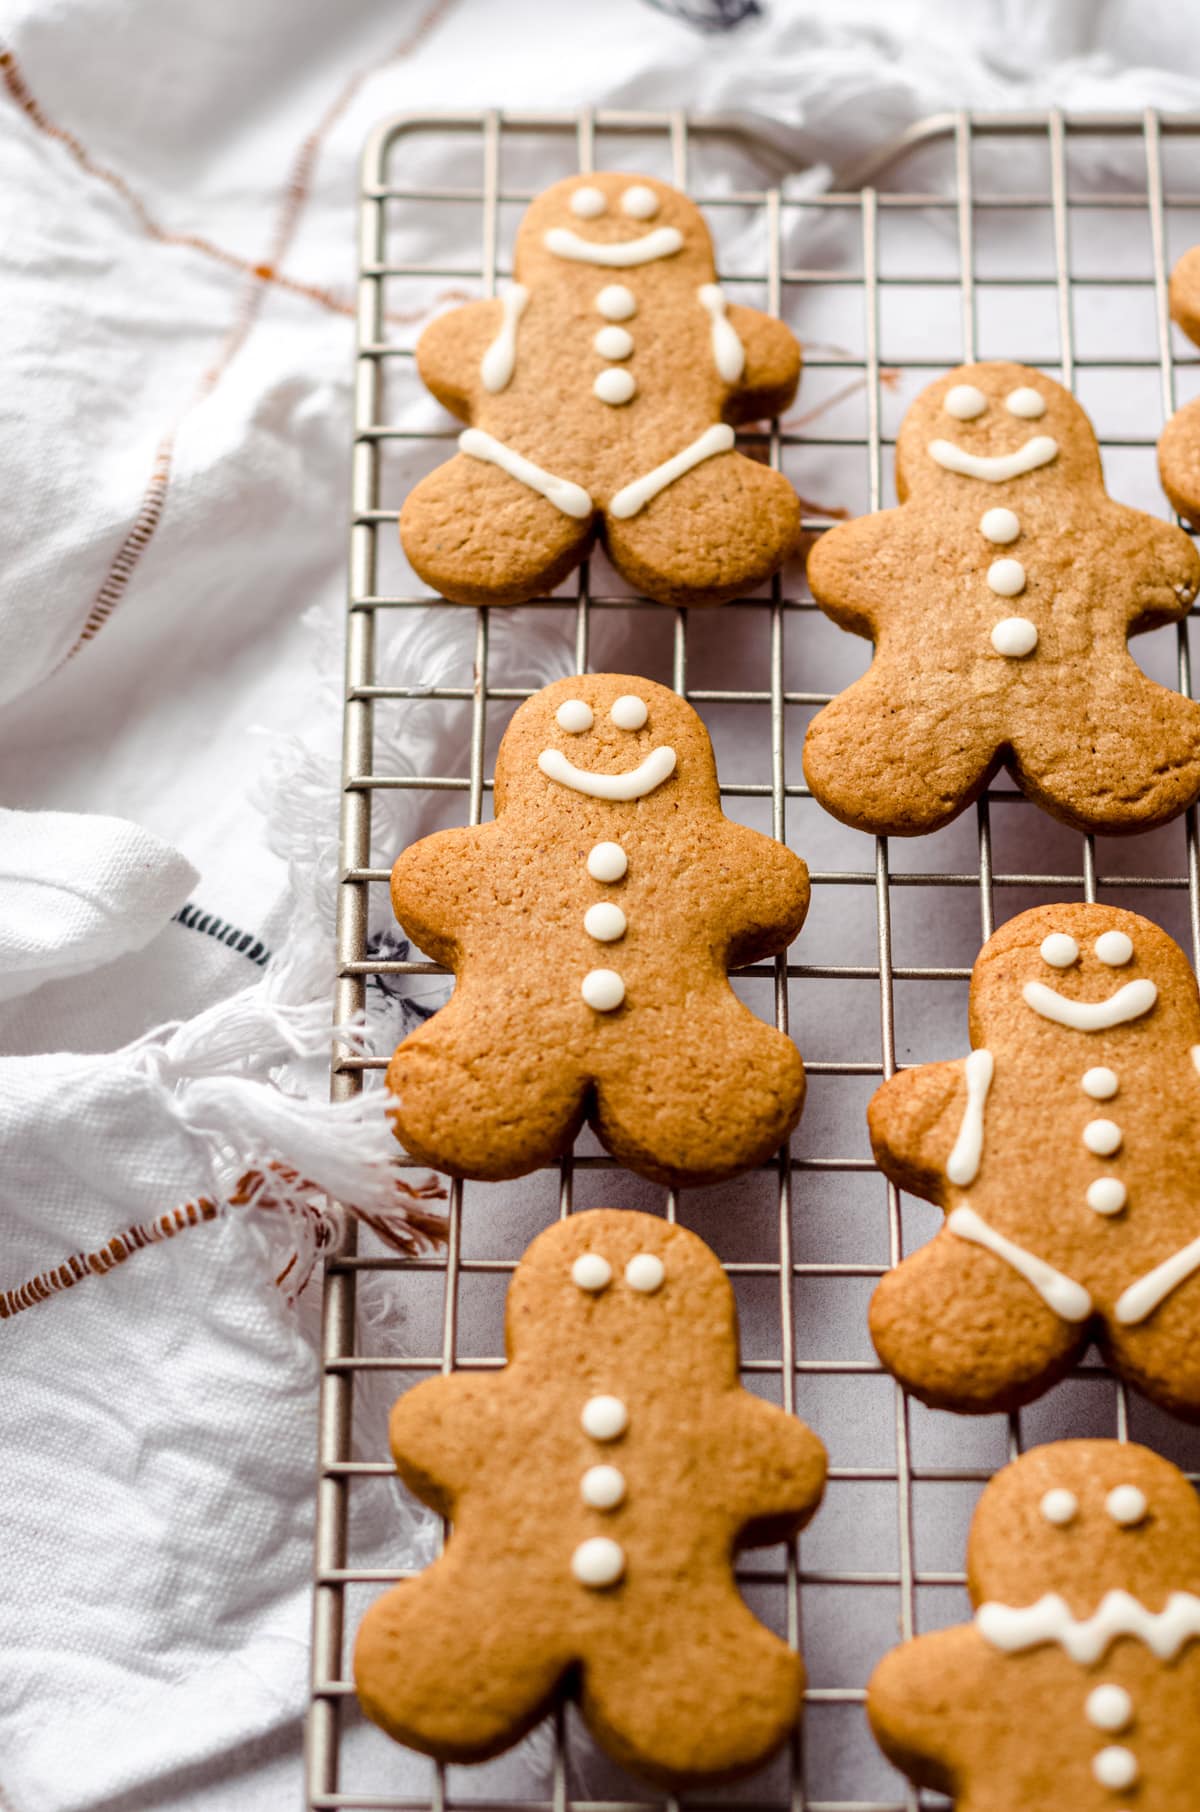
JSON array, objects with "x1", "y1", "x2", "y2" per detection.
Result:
[
  {"x1": 927, "y1": 434, "x2": 1059, "y2": 482},
  {"x1": 538, "y1": 744, "x2": 677, "y2": 801},
  {"x1": 544, "y1": 225, "x2": 684, "y2": 268},
  {"x1": 1022, "y1": 977, "x2": 1158, "y2": 1031}
]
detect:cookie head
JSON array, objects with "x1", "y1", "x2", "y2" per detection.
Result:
[
  {"x1": 504, "y1": 1210, "x2": 738, "y2": 1384},
  {"x1": 896, "y1": 361, "x2": 1102, "y2": 504},
  {"x1": 515, "y1": 173, "x2": 715, "y2": 288},
  {"x1": 493, "y1": 674, "x2": 718, "y2": 816},
  {"x1": 968, "y1": 903, "x2": 1200, "y2": 1054},
  {"x1": 966, "y1": 1441, "x2": 1200, "y2": 1615}
]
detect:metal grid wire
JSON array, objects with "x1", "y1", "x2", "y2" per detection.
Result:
[{"x1": 307, "y1": 108, "x2": 1200, "y2": 1812}]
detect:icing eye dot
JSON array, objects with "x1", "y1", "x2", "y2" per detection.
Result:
[
  {"x1": 570, "y1": 186, "x2": 606, "y2": 219},
  {"x1": 1095, "y1": 930, "x2": 1133, "y2": 967},
  {"x1": 1040, "y1": 1487, "x2": 1078, "y2": 1526},
  {"x1": 587, "y1": 841, "x2": 627, "y2": 883},
  {"x1": 581, "y1": 1394, "x2": 628, "y2": 1441},
  {"x1": 556, "y1": 699, "x2": 593, "y2": 733},
  {"x1": 625, "y1": 1252, "x2": 665, "y2": 1293},
  {"x1": 571, "y1": 1252, "x2": 612, "y2": 1292},
  {"x1": 1106, "y1": 1484, "x2": 1148, "y2": 1527},
  {"x1": 596, "y1": 284, "x2": 636, "y2": 321},
  {"x1": 1006, "y1": 386, "x2": 1047, "y2": 419},
  {"x1": 1040, "y1": 933, "x2": 1079, "y2": 968},
  {"x1": 620, "y1": 184, "x2": 659, "y2": 219},
  {"x1": 944, "y1": 383, "x2": 988, "y2": 420},
  {"x1": 610, "y1": 694, "x2": 648, "y2": 730},
  {"x1": 581, "y1": 1463, "x2": 626, "y2": 1509},
  {"x1": 1085, "y1": 1684, "x2": 1133, "y2": 1733}
]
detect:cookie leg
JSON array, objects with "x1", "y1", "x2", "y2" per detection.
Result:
[
  {"x1": 1012, "y1": 679, "x2": 1200, "y2": 833},
  {"x1": 355, "y1": 1571, "x2": 567, "y2": 1762},
  {"x1": 388, "y1": 1006, "x2": 588, "y2": 1180},
  {"x1": 602, "y1": 450, "x2": 800, "y2": 608},
  {"x1": 804, "y1": 674, "x2": 998, "y2": 837},
  {"x1": 400, "y1": 452, "x2": 595, "y2": 606},
  {"x1": 582, "y1": 1594, "x2": 804, "y2": 1785},
  {"x1": 592, "y1": 996, "x2": 805, "y2": 1187},
  {"x1": 870, "y1": 1230, "x2": 1084, "y2": 1414},
  {"x1": 1103, "y1": 1285, "x2": 1200, "y2": 1421}
]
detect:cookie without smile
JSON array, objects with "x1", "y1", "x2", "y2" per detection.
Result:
[
  {"x1": 804, "y1": 360, "x2": 1200, "y2": 836},
  {"x1": 385, "y1": 675, "x2": 810, "y2": 1186}
]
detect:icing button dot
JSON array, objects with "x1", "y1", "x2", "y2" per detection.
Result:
[
  {"x1": 593, "y1": 325, "x2": 634, "y2": 359},
  {"x1": 1086, "y1": 1684, "x2": 1133, "y2": 1733},
  {"x1": 1083, "y1": 1118, "x2": 1122, "y2": 1157},
  {"x1": 991, "y1": 617, "x2": 1038, "y2": 658},
  {"x1": 1087, "y1": 1177, "x2": 1127, "y2": 1216},
  {"x1": 594, "y1": 368, "x2": 636, "y2": 405},
  {"x1": 1095, "y1": 930, "x2": 1134, "y2": 967},
  {"x1": 1039, "y1": 1487, "x2": 1078, "y2": 1526},
  {"x1": 1106, "y1": 1484, "x2": 1148, "y2": 1527},
  {"x1": 610, "y1": 694, "x2": 648, "y2": 730},
  {"x1": 582, "y1": 969, "x2": 625, "y2": 1011},
  {"x1": 980, "y1": 506, "x2": 1020, "y2": 544},
  {"x1": 1040, "y1": 933, "x2": 1079, "y2": 968},
  {"x1": 556, "y1": 699, "x2": 593, "y2": 733},
  {"x1": 1091, "y1": 1746, "x2": 1138, "y2": 1791},
  {"x1": 620, "y1": 184, "x2": 659, "y2": 219},
  {"x1": 987, "y1": 558, "x2": 1027, "y2": 598},
  {"x1": 625, "y1": 1253, "x2": 665, "y2": 1293},
  {"x1": 570, "y1": 185, "x2": 606, "y2": 219},
  {"x1": 1006, "y1": 385, "x2": 1047, "y2": 418},
  {"x1": 572, "y1": 1535, "x2": 625, "y2": 1588},
  {"x1": 581, "y1": 1464, "x2": 626, "y2": 1510},
  {"x1": 944, "y1": 383, "x2": 988, "y2": 420},
  {"x1": 571, "y1": 1253, "x2": 612, "y2": 1292},
  {"x1": 596, "y1": 284, "x2": 636, "y2": 321},
  {"x1": 1082, "y1": 1067, "x2": 1119, "y2": 1100},
  {"x1": 584, "y1": 902, "x2": 627, "y2": 943},
  {"x1": 587, "y1": 841, "x2": 627, "y2": 883},
  {"x1": 581, "y1": 1395, "x2": 628, "y2": 1441}
]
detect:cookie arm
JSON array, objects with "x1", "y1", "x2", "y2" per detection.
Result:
[
  {"x1": 387, "y1": 1372, "x2": 500, "y2": 1518},
  {"x1": 867, "y1": 1626, "x2": 991, "y2": 1795},
  {"x1": 724, "y1": 305, "x2": 801, "y2": 422},
  {"x1": 867, "y1": 1059, "x2": 970, "y2": 1205},
  {"x1": 718, "y1": 824, "x2": 810, "y2": 968},
  {"x1": 805, "y1": 510, "x2": 902, "y2": 639},
  {"x1": 390, "y1": 823, "x2": 496, "y2": 968},
  {"x1": 720, "y1": 1393, "x2": 827, "y2": 1546},
  {"x1": 415, "y1": 298, "x2": 504, "y2": 421},
  {"x1": 1119, "y1": 505, "x2": 1200, "y2": 632}
]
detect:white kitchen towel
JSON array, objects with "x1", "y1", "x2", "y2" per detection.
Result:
[{"x1": 2, "y1": 1, "x2": 1200, "y2": 1809}]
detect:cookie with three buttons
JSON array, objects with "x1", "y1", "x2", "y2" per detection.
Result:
[
  {"x1": 869, "y1": 1440, "x2": 1200, "y2": 1810},
  {"x1": 385, "y1": 674, "x2": 809, "y2": 1187},
  {"x1": 400, "y1": 171, "x2": 801, "y2": 607},
  {"x1": 804, "y1": 361, "x2": 1200, "y2": 836},
  {"x1": 1158, "y1": 245, "x2": 1200, "y2": 525},
  {"x1": 867, "y1": 903, "x2": 1200, "y2": 1418},
  {"x1": 354, "y1": 1209, "x2": 827, "y2": 1784}
]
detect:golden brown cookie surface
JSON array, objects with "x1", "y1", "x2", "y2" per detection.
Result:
[
  {"x1": 869, "y1": 1440, "x2": 1200, "y2": 1809},
  {"x1": 1159, "y1": 245, "x2": 1200, "y2": 525},
  {"x1": 354, "y1": 1209, "x2": 828, "y2": 1785},
  {"x1": 868, "y1": 903, "x2": 1200, "y2": 1418},
  {"x1": 804, "y1": 361, "x2": 1200, "y2": 836},
  {"x1": 386, "y1": 674, "x2": 809, "y2": 1186},
  {"x1": 401, "y1": 172, "x2": 801, "y2": 607}
]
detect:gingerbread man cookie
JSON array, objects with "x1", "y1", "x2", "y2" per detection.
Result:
[
  {"x1": 869, "y1": 1440, "x2": 1200, "y2": 1810},
  {"x1": 354, "y1": 1210, "x2": 827, "y2": 1784},
  {"x1": 401, "y1": 172, "x2": 801, "y2": 608},
  {"x1": 1158, "y1": 245, "x2": 1200, "y2": 525},
  {"x1": 804, "y1": 361, "x2": 1200, "y2": 836},
  {"x1": 868, "y1": 903, "x2": 1200, "y2": 1418},
  {"x1": 386, "y1": 674, "x2": 809, "y2": 1187}
]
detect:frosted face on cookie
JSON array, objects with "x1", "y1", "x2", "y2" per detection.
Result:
[
  {"x1": 895, "y1": 361, "x2": 1104, "y2": 506},
  {"x1": 516, "y1": 173, "x2": 715, "y2": 288}
]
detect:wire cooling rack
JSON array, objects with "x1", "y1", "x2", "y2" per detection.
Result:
[{"x1": 307, "y1": 108, "x2": 1200, "y2": 1812}]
